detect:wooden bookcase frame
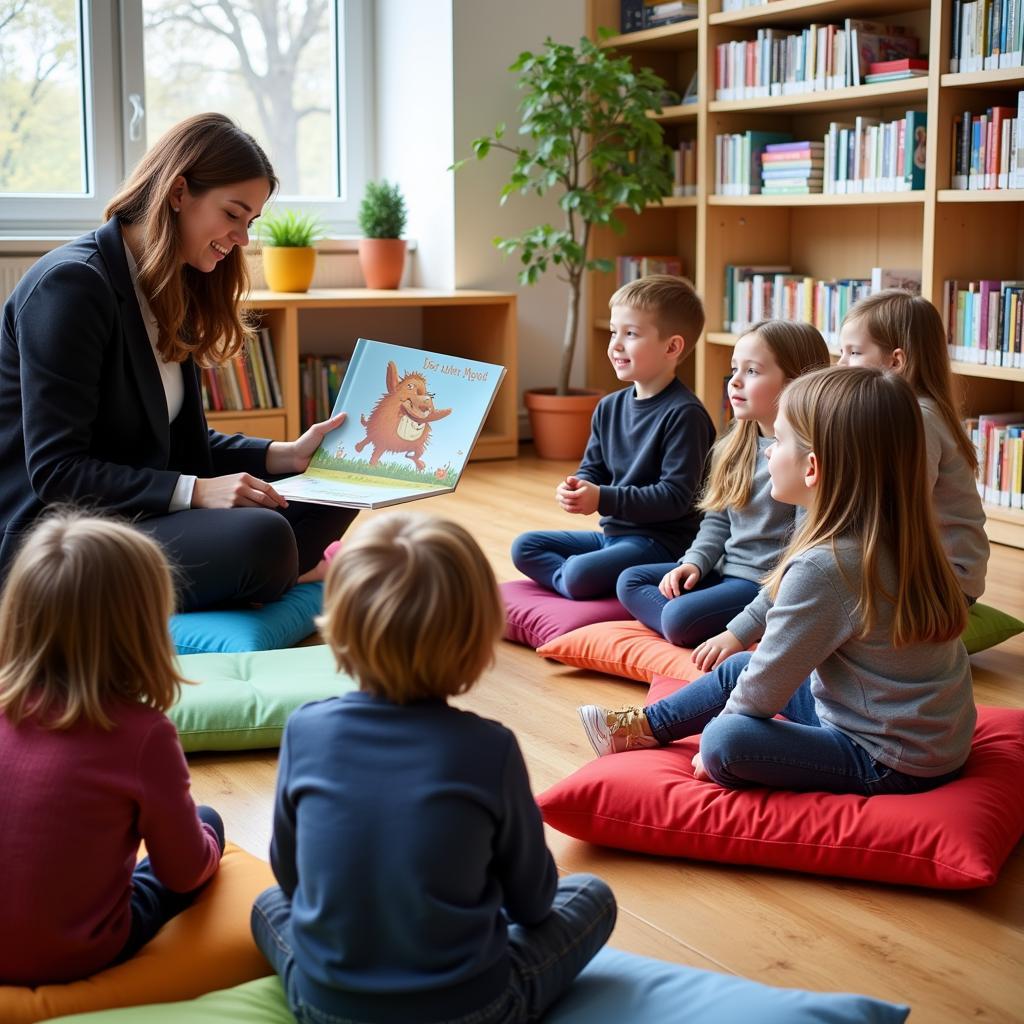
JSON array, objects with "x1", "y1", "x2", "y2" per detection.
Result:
[{"x1": 586, "y1": 0, "x2": 1024, "y2": 547}]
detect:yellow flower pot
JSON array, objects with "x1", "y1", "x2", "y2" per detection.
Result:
[{"x1": 262, "y1": 246, "x2": 316, "y2": 293}]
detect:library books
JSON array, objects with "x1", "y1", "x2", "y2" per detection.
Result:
[
  {"x1": 724, "y1": 265, "x2": 915, "y2": 347},
  {"x1": 761, "y1": 140, "x2": 824, "y2": 195},
  {"x1": 201, "y1": 328, "x2": 283, "y2": 414},
  {"x1": 620, "y1": 0, "x2": 697, "y2": 32},
  {"x1": 823, "y1": 111, "x2": 926, "y2": 193},
  {"x1": 951, "y1": 93, "x2": 1024, "y2": 189},
  {"x1": 950, "y1": 0, "x2": 1024, "y2": 73},
  {"x1": 715, "y1": 131, "x2": 792, "y2": 194},
  {"x1": 616, "y1": 255, "x2": 684, "y2": 288},
  {"x1": 275, "y1": 338, "x2": 506, "y2": 509},
  {"x1": 965, "y1": 412, "x2": 1024, "y2": 507},
  {"x1": 714, "y1": 20, "x2": 917, "y2": 100},
  {"x1": 943, "y1": 278, "x2": 1024, "y2": 367},
  {"x1": 871, "y1": 267, "x2": 922, "y2": 294},
  {"x1": 673, "y1": 140, "x2": 697, "y2": 196},
  {"x1": 721, "y1": 0, "x2": 769, "y2": 10},
  {"x1": 301, "y1": 355, "x2": 351, "y2": 431}
]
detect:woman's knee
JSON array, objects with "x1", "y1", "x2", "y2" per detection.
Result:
[{"x1": 235, "y1": 510, "x2": 299, "y2": 601}]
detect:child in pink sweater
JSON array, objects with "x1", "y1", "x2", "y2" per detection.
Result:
[{"x1": 0, "y1": 513, "x2": 223, "y2": 985}]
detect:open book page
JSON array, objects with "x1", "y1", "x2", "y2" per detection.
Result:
[{"x1": 276, "y1": 338, "x2": 506, "y2": 508}]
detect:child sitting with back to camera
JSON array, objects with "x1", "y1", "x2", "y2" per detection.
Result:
[
  {"x1": 0, "y1": 512, "x2": 224, "y2": 985},
  {"x1": 837, "y1": 289, "x2": 989, "y2": 603},
  {"x1": 579, "y1": 367, "x2": 976, "y2": 797},
  {"x1": 617, "y1": 319, "x2": 829, "y2": 648},
  {"x1": 252, "y1": 511, "x2": 616, "y2": 1024},
  {"x1": 511, "y1": 274, "x2": 715, "y2": 600}
]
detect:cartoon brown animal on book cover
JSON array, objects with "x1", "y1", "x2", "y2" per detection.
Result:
[{"x1": 354, "y1": 361, "x2": 452, "y2": 471}]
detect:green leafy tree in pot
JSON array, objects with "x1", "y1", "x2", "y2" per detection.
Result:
[{"x1": 455, "y1": 34, "x2": 675, "y2": 396}]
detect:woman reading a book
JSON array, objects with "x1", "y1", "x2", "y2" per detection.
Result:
[{"x1": 0, "y1": 113, "x2": 356, "y2": 609}]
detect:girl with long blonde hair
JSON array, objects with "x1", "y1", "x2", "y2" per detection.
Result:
[
  {"x1": 617, "y1": 319, "x2": 829, "y2": 647},
  {"x1": 580, "y1": 367, "x2": 976, "y2": 797},
  {"x1": 0, "y1": 512, "x2": 224, "y2": 985},
  {"x1": 837, "y1": 289, "x2": 989, "y2": 602}
]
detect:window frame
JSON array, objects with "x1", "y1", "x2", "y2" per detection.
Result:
[{"x1": 0, "y1": 0, "x2": 372, "y2": 238}]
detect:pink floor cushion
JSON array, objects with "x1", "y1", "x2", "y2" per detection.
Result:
[
  {"x1": 539, "y1": 679, "x2": 1024, "y2": 889},
  {"x1": 501, "y1": 580, "x2": 633, "y2": 649},
  {"x1": 535, "y1": 619, "x2": 705, "y2": 683}
]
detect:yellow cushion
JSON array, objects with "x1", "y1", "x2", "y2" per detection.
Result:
[{"x1": 0, "y1": 844, "x2": 273, "y2": 1024}]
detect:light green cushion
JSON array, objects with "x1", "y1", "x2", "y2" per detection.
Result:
[
  {"x1": 962, "y1": 602, "x2": 1024, "y2": 655},
  {"x1": 170, "y1": 645, "x2": 354, "y2": 753}
]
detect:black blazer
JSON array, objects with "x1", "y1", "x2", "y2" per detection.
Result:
[{"x1": 0, "y1": 216, "x2": 269, "y2": 573}]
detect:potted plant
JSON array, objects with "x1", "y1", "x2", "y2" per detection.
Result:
[
  {"x1": 358, "y1": 180, "x2": 408, "y2": 289},
  {"x1": 455, "y1": 34, "x2": 674, "y2": 458},
  {"x1": 256, "y1": 209, "x2": 325, "y2": 293}
]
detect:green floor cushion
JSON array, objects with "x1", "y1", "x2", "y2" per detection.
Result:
[
  {"x1": 171, "y1": 645, "x2": 354, "y2": 753},
  {"x1": 45, "y1": 948, "x2": 908, "y2": 1024},
  {"x1": 963, "y1": 601, "x2": 1024, "y2": 654},
  {"x1": 170, "y1": 583, "x2": 324, "y2": 656}
]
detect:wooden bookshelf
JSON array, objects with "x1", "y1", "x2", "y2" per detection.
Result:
[
  {"x1": 207, "y1": 289, "x2": 518, "y2": 460},
  {"x1": 585, "y1": 0, "x2": 1024, "y2": 550}
]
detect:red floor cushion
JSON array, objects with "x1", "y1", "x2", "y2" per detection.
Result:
[
  {"x1": 501, "y1": 580, "x2": 633, "y2": 649},
  {"x1": 539, "y1": 680, "x2": 1024, "y2": 889}
]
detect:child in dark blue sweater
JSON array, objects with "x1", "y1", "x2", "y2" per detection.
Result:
[
  {"x1": 512, "y1": 275, "x2": 715, "y2": 599},
  {"x1": 251, "y1": 512, "x2": 616, "y2": 1024}
]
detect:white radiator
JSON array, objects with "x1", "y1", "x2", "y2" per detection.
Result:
[{"x1": 0, "y1": 257, "x2": 37, "y2": 304}]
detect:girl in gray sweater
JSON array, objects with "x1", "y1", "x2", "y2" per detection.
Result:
[
  {"x1": 617, "y1": 320, "x2": 830, "y2": 647},
  {"x1": 579, "y1": 367, "x2": 976, "y2": 795}
]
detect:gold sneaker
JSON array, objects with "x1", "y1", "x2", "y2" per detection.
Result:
[{"x1": 578, "y1": 704, "x2": 659, "y2": 757}]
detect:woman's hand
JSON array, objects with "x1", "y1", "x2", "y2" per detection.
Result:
[
  {"x1": 691, "y1": 629, "x2": 743, "y2": 672},
  {"x1": 265, "y1": 412, "x2": 347, "y2": 475},
  {"x1": 191, "y1": 473, "x2": 287, "y2": 509},
  {"x1": 659, "y1": 563, "x2": 701, "y2": 598}
]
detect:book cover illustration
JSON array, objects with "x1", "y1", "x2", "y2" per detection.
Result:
[{"x1": 276, "y1": 338, "x2": 506, "y2": 508}]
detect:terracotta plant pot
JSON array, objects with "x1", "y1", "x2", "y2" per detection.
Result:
[
  {"x1": 358, "y1": 238, "x2": 407, "y2": 289},
  {"x1": 524, "y1": 388, "x2": 604, "y2": 461},
  {"x1": 262, "y1": 246, "x2": 316, "y2": 293}
]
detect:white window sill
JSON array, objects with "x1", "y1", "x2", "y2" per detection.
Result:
[{"x1": 0, "y1": 236, "x2": 416, "y2": 256}]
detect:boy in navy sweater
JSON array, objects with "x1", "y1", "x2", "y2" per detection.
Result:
[
  {"x1": 251, "y1": 512, "x2": 616, "y2": 1024},
  {"x1": 512, "y1": 275, "x2": 715, "y2": 599}
]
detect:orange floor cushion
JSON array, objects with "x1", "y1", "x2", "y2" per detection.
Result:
[{"x1": 0, "y1": 844, "x2": 274, "y2": 1024}]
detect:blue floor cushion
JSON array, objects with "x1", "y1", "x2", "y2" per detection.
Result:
[
  {"x1": 171, "y1": 645, "x2": 354, "y2": 753},
  {"x1": 46, "y1": 948, "x2": 908, "y2": 1023},
  {"x1": 170, "y1": 583, "x2": 324, "y2": 656}
]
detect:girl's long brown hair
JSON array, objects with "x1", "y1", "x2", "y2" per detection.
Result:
[
  {"x1": 0, "y1": 512, "x2": 186, "y2": 730},
  {"x1": 701, "y1": 319, "x2": 831, "y2": 511},
  {"x1": 105, "y1": 112, "x2": 277, "y2": 366},
  {"x1": 764, "y1": 367, "x2": 967, "y2": 646},
  {"x1": 843, "y1": 290, "x2": 978, "y2": 471}
]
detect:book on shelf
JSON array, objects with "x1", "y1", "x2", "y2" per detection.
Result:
[
  {"x1": 721, "y1": 0, "x2": 769, "y2": 10},
  {"x1": 943, "y1": 278, "x2": 1024, "y2": 367},
  {"x1": 673, "y1": 140, "x2": 697, "y2": 196},
  {"x1": 868, "y1": 58, "x2": 929, "y2": 74},
  {"x1": 276, "y1": 339, "x2": 506, "y2": 509},
  {"x1": 965, "y1": 412, "x2": 1024, "y2": 507},
  {"x1": 871, "y1": 268, "x2": 922, "y2": 294},
  {"x1": 821, "y1": 111, "x2": 924, "y2": 193},
  {"x1": 950, "y1": 0, "x2": 1024, "y2": 73},
  {"x1": 864, "y1": 69, "x2": 929, "y2": 82},
  {"x1": 682, "y1": 69, "x2": 699, "y2": 105},
  {"x1": 201, "y1": 330, "x2": 283, "y2": 414},
  {"x1": 643, "y1": 0, "x2": 698, "y2": 28},
  {"x1": 847, "y1": 20, "x2": 918, "y2": 86},
  {"x1": 761, "y1": 140, "x2": 824, "y2": 194},
  {"x1": 616, "y1": 255, "x2": 684, "y2": 287},
  {"x1": 301, "y1": 355, "x2": 351, "y2": 431},
  {"x1": 951, "y1": 97, "x2": 1024, "y2": 190},
  {"x1": 715, "y1": 131, "x2": 792, "y2": 195}
]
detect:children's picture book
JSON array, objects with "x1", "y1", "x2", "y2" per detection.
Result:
[{"x1": 275, "y1": 339, "x2": 506, "y2": 508}]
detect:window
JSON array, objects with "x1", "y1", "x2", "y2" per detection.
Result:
[{"x1": 0, "y1": 0, "x2": 371, "y2": 235}]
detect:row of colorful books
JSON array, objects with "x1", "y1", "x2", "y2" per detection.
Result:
[
  {"x1": 967, "y1": 412, "x2": 1024, "y2": 508},
  {"x1": 200, "y1": 328, "x2": 283, "y2": 413},
  {"x1": 714, "y1": 130, "x2": 792, "y2": 195},
  {"x1": 301, "y1": 355, "x2": 350, "y2": 431},
  {"x1": 823, "y1": 112, "x2": 927, "y2": 194},
  {"x1": 616, "y1": 255, "x2": 684, "y2": 288},
  {"x1": 672, "y1": 140, "x2": 697, "y2": 196},
  {"x1": 723, "y1": 266, "x2": 922, "y2": 346},
  {"x1": 713, "y1": 20, "x2": 918, "y2": 100},
  {"x1": 950, "y1": 0, "x2": 1024, "y2": 72},
  {"x1": 950, "y1": 95, "x2": 1024, "y2": 189},
  {"x1": 942, "y1": 279, "x2": 1024, "y2": 367},
  {"x1": 620, "y1": 0, "x2": 697, "y2": 33}
]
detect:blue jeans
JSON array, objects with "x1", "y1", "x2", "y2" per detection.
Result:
[
  {"x1": 114, "y1": 805, "x2": 225, "y2": 964},
  {"x1": 616, "y1": 565, "x2": 760, "y2": 647},
  {"x1": 511, "y1": 529, "x2": 673, "y2": 600},
  {"x1": 251, "y1": 874, "x2": 616, "y2": 1024},
  {"x1": 644, "y1": 653, "x2": 962, "y2": 795}
]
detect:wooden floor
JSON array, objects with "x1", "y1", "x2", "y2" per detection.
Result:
[{"x1": 189, "y1": 448, "x2": 1024, "y2": 1022}]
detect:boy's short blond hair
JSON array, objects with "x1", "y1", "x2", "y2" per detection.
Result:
[
  {"x1": 609, "y1": 274, "x2": 705, "y2": 361},
  {"x1": 318, "y1": 512, "x2": 504, "y2": 704}
]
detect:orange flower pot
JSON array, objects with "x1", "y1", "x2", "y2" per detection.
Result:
[
  {"x1": 524, "y1": 388, "x2": 604, "y2": 460},
  {"x1": 358, "y1": 238, "x2": 407, "y2": 289}
]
